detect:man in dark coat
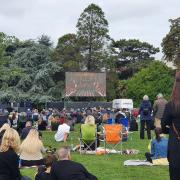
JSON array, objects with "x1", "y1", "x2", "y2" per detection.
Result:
[{"x1": 50, "y1": 146, "x2": 97, "y2": 180}]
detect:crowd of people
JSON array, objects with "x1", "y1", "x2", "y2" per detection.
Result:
[
  {"x1": 0, "y1": 71, "x2": 180, "y2": 180},
  {"x1": 0, "y1": 105, "x2": 132, "y2": 180},
  {"x1": 0, "y1": 113, "x2": 98, "y2": 179}
]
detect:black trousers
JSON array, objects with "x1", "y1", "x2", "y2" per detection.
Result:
[{"x1": 140, "y1": 120, "x2": 151, "y2": 139}]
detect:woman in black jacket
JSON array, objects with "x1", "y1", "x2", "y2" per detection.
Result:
[
  {"x1": 0, "y1": 128, "x2": 21, "y2": 180},
  {"x1": 162, "y1": 71, "x2": 180, "y2": 180}
]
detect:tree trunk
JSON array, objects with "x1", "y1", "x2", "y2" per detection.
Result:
[{"x1": 88, "y1": 10, "x2": 93, "y2": 71}]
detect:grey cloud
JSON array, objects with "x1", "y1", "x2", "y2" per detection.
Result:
[
  {"x1": 0, "y1": 0, "x2": 32, "y2": 18},
  {"x1": 0, "y1": 0, "x2": 179, "y2": 59}
]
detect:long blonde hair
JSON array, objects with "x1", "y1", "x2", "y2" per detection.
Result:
[
  {"x1": 0, "y1": 123, "x2": 10, "y2": 133},
  {"x1": 20, "y1": 129, "x2": 43, "y2": 154},
  {"x1": 85, "y1": 115, "x2": 95, "y2": 125},
  {"x1": 0, "y1": 128, "x2": 20, "y2": 153}
]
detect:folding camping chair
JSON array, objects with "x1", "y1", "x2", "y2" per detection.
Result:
[
  {"x1": 103, "y1": 124, "x2": 123, "y2": 154},
  {"x1": 80, "y1": 124, "x2": 97, "y2": 154}
]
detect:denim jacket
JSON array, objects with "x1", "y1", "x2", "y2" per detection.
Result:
[{"x1": 151, "y1": 137, "x2": 168, "y2": 159}]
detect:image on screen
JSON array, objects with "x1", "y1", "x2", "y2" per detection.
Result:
[{"x1": 65, "y1": 72, "x2": 106, "y2": 97}]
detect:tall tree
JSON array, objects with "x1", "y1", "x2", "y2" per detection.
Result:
[
  {"x1": 76, "y1": 3, "x2": 112, "y2": 71},
  {"x1": 112, "y1": 39, "x2": 159, "y2": 78},
  {"x1": 53, "y1": 33, "x2": 83, "y2": 71},
  {"x1": 113, "y1": 39, "x2": 159, "y2": 62},
  {"x1": 0, "y1": 33, "x2": 23, "y2": 102},
  {"x1": 0, "y1": 38, "x2": 63, "y2": 103},
  {"x1": 162, "y1": 17, "x2": 180, "y2": 69},
  {"x1": 14, "y1": 40, "x2": 62, "y2": 102},
  {"x1": 38, "y1": 34, "x2": 53, "y2": 47}
]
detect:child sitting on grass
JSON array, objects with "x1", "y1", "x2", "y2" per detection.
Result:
[{"x1": 35, "y1": 154, "x2": 57, "y2": 180}]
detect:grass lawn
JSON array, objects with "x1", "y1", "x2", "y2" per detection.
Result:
[{"x1": 21, "y1": 125, "x2": 169, "y2": 180}]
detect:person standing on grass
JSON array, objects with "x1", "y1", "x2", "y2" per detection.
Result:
[
  {"x1": 139, "y1": 95, "x2": 152, "y2": 139},
  {"x1": 54, "y1": 118, "x2": 70, "y2": 142},
  {"x1": 153, "y1": 93, "x2": 167, "y2": 128},
  {"x1": 50, "y1": 146, "x2": 97, "y2": 180},
  {"x1": 162, "y1": 71, "x2": 180, "y2": 180}
]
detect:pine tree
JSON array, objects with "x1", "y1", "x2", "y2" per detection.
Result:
[{"x1": 76, "y1": 3, "x2": 111, "y2": 71}]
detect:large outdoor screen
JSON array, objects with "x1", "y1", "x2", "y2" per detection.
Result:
[{"x1": 65, "y1": 72, "x2": 106, "y2": 97}]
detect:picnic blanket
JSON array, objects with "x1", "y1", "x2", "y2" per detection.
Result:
[
  {"x1": 124, "y1": 158, "x2": 169, "y2": 166},
  {"x1": 80, "y1": 147, "x2": 139, "y2": 155},
  {"x1": 124, "y1": 160, "x2": 153, "y2": 166}
]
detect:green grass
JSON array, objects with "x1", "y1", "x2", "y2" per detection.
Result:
[{"x1": 21, "y1": 125, "x2": 169, "y2": 180}]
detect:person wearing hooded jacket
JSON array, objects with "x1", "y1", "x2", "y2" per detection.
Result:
[{"x1": 139, "y1": 95, "x2": 152, "y2": 139}]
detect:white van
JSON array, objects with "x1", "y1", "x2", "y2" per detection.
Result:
[{"x1": 112, "y1": 99, "x2": 133, "y2": 110}]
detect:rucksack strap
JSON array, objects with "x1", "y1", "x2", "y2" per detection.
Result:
[{"x1": 172, "y1": 123, "x2": 180, "y2": 140}]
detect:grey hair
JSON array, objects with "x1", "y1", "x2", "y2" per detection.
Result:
[
  {"x1": 157, "y1": 93, "x2": 163, "y2": 99},
  {"x1": 57, "y1": 146, "x2": 70, "y2": 160},
  {"x1": 143, "y1": 95, "x2": 149, "y2": 101}
]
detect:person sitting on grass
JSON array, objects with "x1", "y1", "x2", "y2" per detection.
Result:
[
  {"x1": 145, "y1": 127, "x2": 168, "y2": 164},
  {"x1": 38, "y1": 117, "x2": 47, "y2": 131},
  {"x1": 35, "y1": 154, "x2": 57, "y2": 180},
  {"x1": 81, "y1": 115, "x2": 100, "y2": 150},
  {"x1": 50, "y1": 146, "x2": 97, "y2": 180},
  {"x1": 20, "y1": 129, "x2": 46, "y2": 167},
  {"x1": 21, "y1": 121, "x2": 33, "y2": 140},
  {"x1": 0, "y1": 128, "x2": 31, "y2": 180},
  {"x1": 54, "y1": 118, "x2": 70, "y2": 142}
]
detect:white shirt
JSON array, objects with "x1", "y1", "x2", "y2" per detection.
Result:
[{"x1": 54, "y1": 123, "x2": 70, "y2": 142}]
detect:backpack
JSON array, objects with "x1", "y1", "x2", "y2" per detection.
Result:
[{"x1": 143, "y1": 107, "x2": 149, "y2": 116}]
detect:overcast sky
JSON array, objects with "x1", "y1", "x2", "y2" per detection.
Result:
[{"x1": 0, "y1": 0, "x2": 179, "y2": 59}]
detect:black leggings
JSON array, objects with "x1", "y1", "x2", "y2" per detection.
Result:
[{"x1": 20, "y1": 159, "x2": 44, "y2": 167}]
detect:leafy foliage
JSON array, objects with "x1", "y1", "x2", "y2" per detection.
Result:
[
  {"x1": 113, "y1": 39, "x2": 159, "y2": 62},
  {"x1": 106, "y1": 72, "x2": 119, "y2": 101},
  {"x1": 123, "y1": 61, "x2": 174, "y2": 106},
  {"x1": 113, "y1": 39, "x2": 159, "y2": 78},
  {"x1": 162, "y1": 17, "x2": 180, "y2": 69},
  {"x1": 53, "y1": 33, "x2": 83, "y2": 71},
  {"x1": 38, "y1": 35, "x2": 53, "y2": 47},
  {"x1": 0, "y1": 34, "x2": 64, "y2": 103}
]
